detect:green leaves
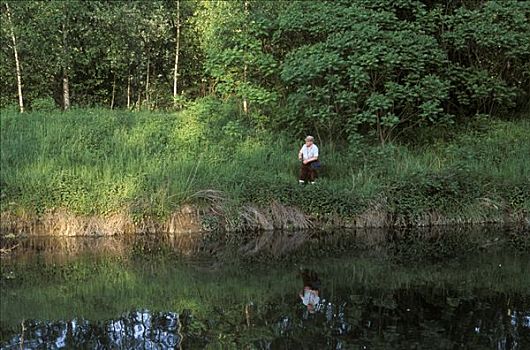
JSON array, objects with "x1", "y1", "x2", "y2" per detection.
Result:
[
  {"x1": 441, "y1": 0, "x2": 530, "y2": 116},
  {"x1": 277, "y1": 1, "x2": 454, "y2": 143},
  {"x1": 0, "y1": 0, "x2": 528, "y2": 145},
  {"x1": 195, "y1": 0, "x2": 278, "y2": 115},
  {"x1": 276, "y1": 0, "x2": 529, "y2": 144}
]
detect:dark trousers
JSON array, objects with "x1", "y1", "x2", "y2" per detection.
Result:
[{"x1": 299, "y1": 161, "x2": 316, "y2": 182}]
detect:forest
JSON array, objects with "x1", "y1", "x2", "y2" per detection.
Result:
[
  {"x1": 1, "y1": 0, "x2": 529, "y2": 231},
  {"x1": 1, "y1": 2, "x2": 530, "y2": 347}
]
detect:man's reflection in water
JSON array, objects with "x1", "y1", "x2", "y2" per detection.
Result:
[{"x1": 299, "y1": 269, "x2": 321, "y2": 313}]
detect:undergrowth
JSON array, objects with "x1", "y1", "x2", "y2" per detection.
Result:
[{"x1": 1, "y1": 99, "x2": 528, "y2": 228}]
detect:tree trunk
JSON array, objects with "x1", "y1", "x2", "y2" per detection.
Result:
[
  {"x1": 173, "y1": 0, "x2": 180, "y2": 104},
  {"x1": 242, "y1": 0, "x2": 249, "y2": 115},
  {"x1": 376, "y1": 113, "x2": 385, "y2": 146},
  {"x1": 110, "y1": 73, "x2": 116, "y2": 110},
  {"x1": 136, "y1": 76, "x2": 142, "y2": 110},
  {"x1": 145, "y1": 57, "x2": 150, "y2": 108},
  {"x1": 151, "y1": 65, "x2": 156, "y2": 110},
  {"x1": 242, "y1": 64, "x2": 248, "y2": 114},
  {"x1": 5, "y1": 2, "x2": 24, "y2": 113},
  {"x1": 61, "y1": 20, "x2": 70, "y2": 111},
  {"x1": 62, "y1": 69, "x2": 70, "y2": 111},
  {"x1": 127, "y1": 74, "x2": 131, "y2": 109}
]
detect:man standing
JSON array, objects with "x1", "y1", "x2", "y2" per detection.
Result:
[{"x1": 298, "y1": 135, "x2": 319, "y2": 184}]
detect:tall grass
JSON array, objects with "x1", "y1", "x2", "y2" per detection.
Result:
[{"x1": 1, "y1": 100, "x2": 529, "y2": 225}]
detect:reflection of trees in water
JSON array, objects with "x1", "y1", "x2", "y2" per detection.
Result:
[
  {"x1": 1, "y1": 295, "x2": 529, "y2": 349},
  {"x1": 269, "y1": 292, "x2": 530, "y2": 349},
  {"x1": 1, "y1": 311, "x2": 183, "y2": 349}
]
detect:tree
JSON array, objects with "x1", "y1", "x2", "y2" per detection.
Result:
[
  {"x1": 0, "y1": 0, "x2": 527, "y2": 132},
  {"x1": 194, "y1": 0, "x2": 277, "y2": 119},
  {"x1": 173, "y1": 0, "x2": 181, "y2": 103},
  {"x1": 4, "y1": 2, "x2": 24, "y2": 113},
  {"x1": 275, "y1": 0, "x2": 529, "y2": 144},
  {"x1": 277, "y1": 1, "x2": 449, "y2": 144},
  {"x1": 441, "y1": 0, "x2": 530, "y2": 116},
  {"x1": 61, "y1": 2, "x2": 70, "y2": 110}
]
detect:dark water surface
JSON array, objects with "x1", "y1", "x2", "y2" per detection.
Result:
[{"x1": 1, "y1": 226, "x2": 529, "y2": 349}]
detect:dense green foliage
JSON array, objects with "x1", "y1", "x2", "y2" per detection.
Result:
[
  {"x1": 1, "y1": 1, "x2": 529, "y2": 224},
  {"x1": 1, "y1": 0, "x2": 529, "y2": 143},
  {"x1": 278, "y1": 0, "x2": 530, "y2": 142},
  {"x1": 1, "y1": 106, "x2": 528, "y2": 224}
]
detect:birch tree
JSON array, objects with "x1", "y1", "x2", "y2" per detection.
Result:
[
  {"x1": 173, "y1": 0, "x2": 181, "y2": 103},
  {"x1": 4, "y1": 2, "x2": 24, "y2": 112}
]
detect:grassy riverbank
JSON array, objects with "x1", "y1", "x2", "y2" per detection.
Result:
[{"x1": 1, "y1": 101, "x2": 529, "y2": 233}]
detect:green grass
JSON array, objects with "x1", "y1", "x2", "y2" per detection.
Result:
[{"x1": 1, "y1": 100, "x2": 529, "y2": 227}]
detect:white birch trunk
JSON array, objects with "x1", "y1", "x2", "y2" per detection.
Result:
[
  {"x1": 62, "y1": 21, "x2": 70, "y2": 110},
  {"x1": 62, "y1": 69, "x2": 70, "y2": 111},
  {"x1": 173, "y1": 0, "x2": 180, "y2": 103},
  {"x1": 127, "y1": 74, "x2": 131, "y2": 109},
  {"x1": 242, "y1": 0, "x2": 249, "y2": 115},
  {"x1": 110, "y1": 73, "x2": 116, "y2": 109},
  {"x1": 145, "y1": 58, "x2": 150, "y2": 108},
  {"x1": 5, "y1": 2, "x2": 24, "y2": 113},
  {"x1": 243, "y1": 64, "x2": 248, "y2": 114}
]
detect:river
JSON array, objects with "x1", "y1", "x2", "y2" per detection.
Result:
[{"x1": 1, "y1": 226, "x2": 529, "y2": 349}]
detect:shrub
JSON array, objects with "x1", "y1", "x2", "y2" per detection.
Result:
[{"x1": 31, "y1": 97, "x2": 58, "y2": 112}]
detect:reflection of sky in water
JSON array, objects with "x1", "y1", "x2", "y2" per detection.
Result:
[
  {"x1": 1, "y1": 311, "x2": 180, "y2": 349},
  {"x1": 0, "y1": 294, "x2": 530, "y2": 350},
  {"x1": 512, "y1": 311, "x2": 530, "y2": 328},
  {"x1": 1, "y1": 305, "x2": 529, "y2": 349},
  {"x1": 274, "y1": 300, "x2": 530, "y2": 350}
]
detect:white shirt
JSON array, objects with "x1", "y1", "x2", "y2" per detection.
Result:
[
  {"x1": 301, "y1": 289, "x2": 320, "y2": 306},
  {"x1": 300, "y1": 144, "x2": 319, "y2": 161}
]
